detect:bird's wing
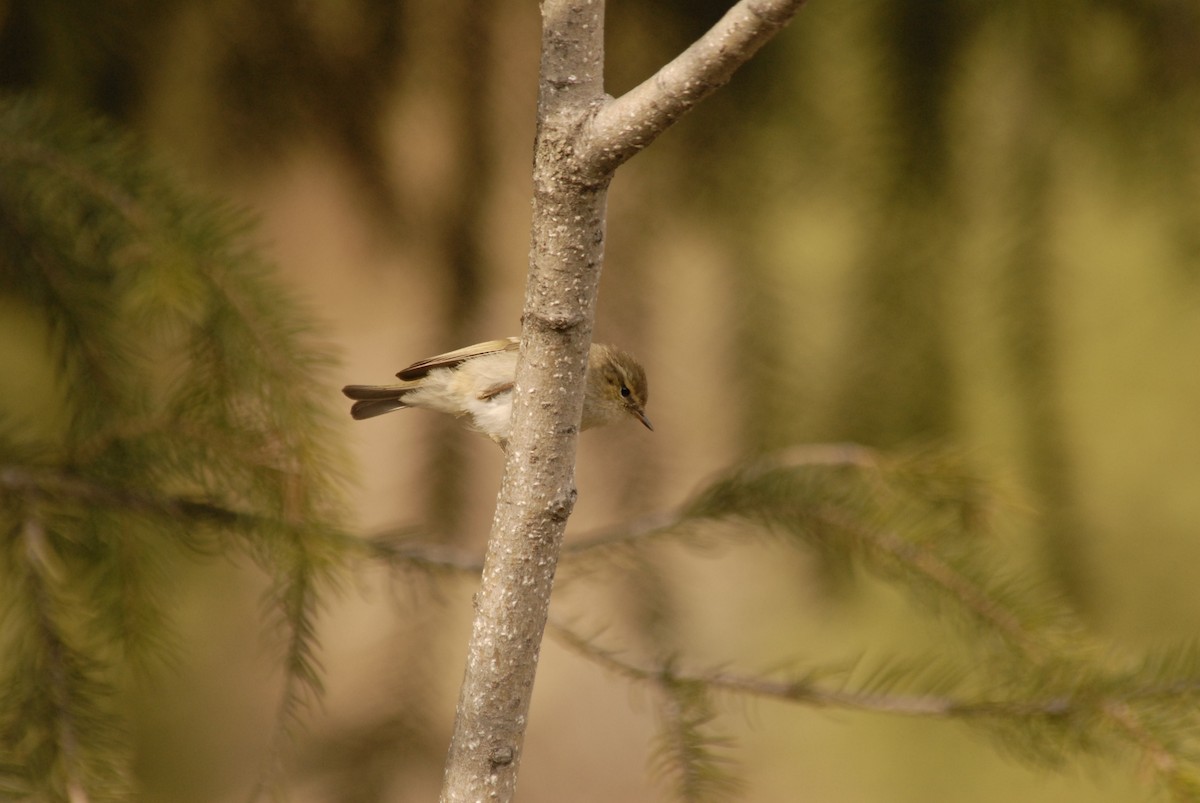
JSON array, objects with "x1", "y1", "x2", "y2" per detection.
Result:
[
  {"x1": 396, "y1": 337, "x2": 520, "y2": 380},
  {"x1": 477, "y1": 381, "x2": 514, "y2": 402}
]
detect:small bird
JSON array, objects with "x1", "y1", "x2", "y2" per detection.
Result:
[{"x1": 342, "y1": 337, "x2": 652, "y2": 445}]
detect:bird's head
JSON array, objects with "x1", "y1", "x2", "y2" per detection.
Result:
[{"x1": 585, "y1": 344, "x2": 652, "y2": 431}]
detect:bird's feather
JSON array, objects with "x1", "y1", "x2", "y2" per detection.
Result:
[
  {"x1": 478, "y1": 381, "x2": 514, "y2": 402},
  {"x1": 343, "y1": 383, "x2": 417, "y2": 400},
  {"x1": 349, "y1": 399, "x2": 408, "y2": 420},
  {"x1": 396, "y1": 337, "x2": 520, "y2": 381}
]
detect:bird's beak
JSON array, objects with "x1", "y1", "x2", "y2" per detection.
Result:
[{"x1": 632, "y1": 408, "x2": 653, "y2": 431}]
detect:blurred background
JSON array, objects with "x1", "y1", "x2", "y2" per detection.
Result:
[{"x1": 3, "y1": 0, "x2": 1200, "y2": 800}]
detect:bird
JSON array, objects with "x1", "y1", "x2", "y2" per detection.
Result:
[{"x1": 342, "y1": 337, "x2": 651, "y2": 445}]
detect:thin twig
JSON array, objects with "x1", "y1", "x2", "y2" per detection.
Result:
[
  {"x1": 19, "y1": 514, "x2": 92, "y2": 803},
  {"x1": 1, "y1": 465, "x2": 250, "y2": 531},
  {"x1": 1101, "y1": 701, "x2": 1180, "y2": 783},
  {"x1": 547, "y1": 619, "x2": 1200, "y2": 725},
  {"x1": 561, "y1": 443, "x2": 884, "y2": 557},
  {"x1": 363, "y1": 532, "x2": 483, "y2": 574}
]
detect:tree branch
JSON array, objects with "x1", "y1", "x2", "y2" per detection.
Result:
[
  {"x1": 437, "y1": 1, "x2": 805, "y2": 800},
  {"x1": 547, "y1": 618, "x2": 1031, "y2": 719},
  {"x1": 438, "y1": 1, "x2": 607, "y2": 797},
  {"x1": 582, "y1": 0, "x2": 808, "y2": 177},
  {"x1": 18, "y1": 515, "x2": 93, "y2": 803},
  {"x1": 0, "y1": 464, "x2": 249, "y2": 535},
  {"x1": 548, "y1": 618, "x2": 1200, "y2": 723},
  {"x1": 549, "y1": 619, "x2": 1200, "y2": 795}
]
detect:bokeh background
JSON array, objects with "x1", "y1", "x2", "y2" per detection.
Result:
[{"x1": 4, "y1": 0, "x2": 1200, "y2": 800}]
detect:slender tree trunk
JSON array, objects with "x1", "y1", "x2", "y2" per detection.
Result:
[
  {"x1": 439, "y1": 4, "x2": 608, "y2": 800},
  {"x1": 439, "y1": 2, "x2": 807, "y2": 799}
]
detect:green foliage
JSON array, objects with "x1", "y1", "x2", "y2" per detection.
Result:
[
  {"x1": 540, "y1": 447, "x2": 1200, "y2": 802},
  {"x1": 683, "y1": 447, "x2": 1056, "y2": 656},
  {"x1": 0, "y1": 96, "x2": 350, "y2": 801},
  {"x1": 649, "y1": 672, "x2": 743, "y2": 803}
]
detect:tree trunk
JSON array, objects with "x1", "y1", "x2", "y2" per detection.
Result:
[{"x1": 439, "y1": 2, "x2": 807, "y2": 799}]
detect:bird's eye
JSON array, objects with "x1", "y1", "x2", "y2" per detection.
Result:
[{"x1": 620, "y1": 385, "x2": 631, "y2": 397}]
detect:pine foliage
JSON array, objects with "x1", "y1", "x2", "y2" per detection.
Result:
[
  {"x1": 0, "y1": 96, "x2": 349, "y2": 801},
  {"x1": 533, "y1": 447, "x2": 1200, "y2": 802},
  {"x1": 649, "y1": 674, "x2": 743, "y2": 803}
]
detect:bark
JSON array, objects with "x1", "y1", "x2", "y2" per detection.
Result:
[{"x1": 439, "y1": 2, "x2": 807, "y2": 800}]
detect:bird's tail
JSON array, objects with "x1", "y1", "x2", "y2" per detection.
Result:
[{"x1": 342, "y1": 382, "x2": 419, "y2": 420}]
